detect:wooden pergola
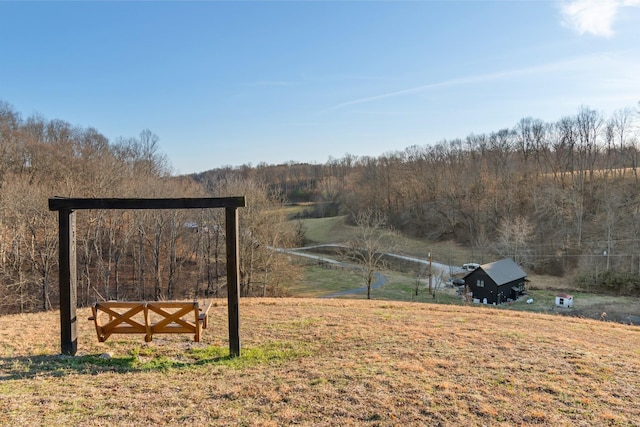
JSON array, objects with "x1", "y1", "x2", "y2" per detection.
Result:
[{"x1": 48, "y1": 197, "x2": 246, "y2": 357}]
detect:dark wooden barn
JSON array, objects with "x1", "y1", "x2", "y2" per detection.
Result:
[{"x1": 464, "y1": 258, "x2": 527, "y2": 305}]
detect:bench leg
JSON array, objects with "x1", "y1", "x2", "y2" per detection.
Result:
[{"x1": 144, "y1": 305, "x2": 152, "y2": 342}]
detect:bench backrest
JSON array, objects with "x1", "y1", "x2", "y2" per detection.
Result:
[{"x1": 92, "y1": 301, "x2": 205, "y2": 342}]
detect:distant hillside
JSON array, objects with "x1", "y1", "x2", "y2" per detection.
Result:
[
  {"x1": 193, "y1": 105, "x2": 640, "y2": 293},
  {"x1": 1, "y1": 298, "x2": 638, "y2": 425}
]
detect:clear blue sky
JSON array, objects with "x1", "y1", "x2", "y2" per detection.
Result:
[{"x1": 1, "y1": 1, "x2": 639, "y2": 174}]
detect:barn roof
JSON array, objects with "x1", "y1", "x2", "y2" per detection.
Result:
[{"x1": 477, "y1": 258, "x2": 527, "y2": 286}]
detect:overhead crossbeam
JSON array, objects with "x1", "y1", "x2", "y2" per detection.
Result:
[{"x1": 49, "y1": 197, "x2": 246, "y2": 211}]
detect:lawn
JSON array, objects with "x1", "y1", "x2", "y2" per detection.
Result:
[{"x1": 1, "y1": 299, "x2": 639, "y2": 426}]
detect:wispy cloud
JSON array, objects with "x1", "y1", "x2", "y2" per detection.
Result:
[
  {"x1": 241, "y1": 80, "x2": 301, "y2": 87},
  {"x1": 560, "y1": 0, "x2": 640, "y2": 37},
  {"x1": 324, "y1": 57, "x2": 595, "y2": 112}
]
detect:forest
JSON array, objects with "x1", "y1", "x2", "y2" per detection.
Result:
[
  {"x1": 195, "y1": 104, "x2": 640, "y2": 292},
  {"x1": 0, "y1": 100, "x2": 301, "y2": 314},
  {"x1": 1, "y1": 99, "x2": 639, "y2": 314}
]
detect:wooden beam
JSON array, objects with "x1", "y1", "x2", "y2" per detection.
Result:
[
  {"x1": 226, "y1": 206, "x2": 241, "y2": 357},
  {"x1": 49, "y1": 197, "x2": 246, "y2": 211},
  {"x1": 58, "y1": 209, "x2": 77, "y2": 355}
]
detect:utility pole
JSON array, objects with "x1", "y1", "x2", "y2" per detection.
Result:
[{"x1": 428, "y1": 249, "x2": 433, "y2": 295}]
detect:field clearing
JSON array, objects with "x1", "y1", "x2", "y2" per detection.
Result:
[
  {"x1": 275, "y1": 203, "x2": 315, "y2": 220},
  {"x1": 286, "y1": 242, "x2": 640, "y2": 322},
  {"x1": 288, "y1": 265, "x2": 365, "y2": 297},
  {"x1": 1, "y1": 299, "x2": 639, "y2": 426},
  {"x1": 298, "y1": 214, "x2": 480, "y2": 267},
  {"x1": 299, "y1": 215, "x2": 353, "y2": 244}
]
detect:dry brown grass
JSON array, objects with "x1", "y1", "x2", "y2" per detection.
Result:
[{"x1": 1, "y1": 298, "x2": 639, "y2": 426}]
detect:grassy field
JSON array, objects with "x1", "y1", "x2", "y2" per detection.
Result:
[
  {"x1": 286, "y1": 264, "x2": 366, "y2": 297},
  {"x1": 2, "y1": 209, "x2": 638, "y2": 425},
  {"x1": 1, "y1": 299, "x2": 639, "y2": 426},
  {"x1": 299, "y1": 215, "x2": 353, "y2": 245},
  {"x1": 292, "y1": 258, "x2": 640, "y2": 323},
  {"x1": 298, "y1": 214, "x2": 490, "y2": 267},
  {"x1": 293, "y1": 213, "x2": 640, "y2": 323}
]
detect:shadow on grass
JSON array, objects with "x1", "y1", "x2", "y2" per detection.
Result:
[
  {"x1": 0, "y1": 350, "x2": 234, "y2": 380},
  {"x1": 0, "y1": 340, "x2": 311, "y2": 380}
]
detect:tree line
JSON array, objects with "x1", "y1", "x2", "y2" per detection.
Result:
[
  {"x1": 2, "y1": 99, "x2": 639, "y2": 315},
  {"x1": 0, "y1": 100, "x2": 300, "y2": 314},
  {"x1": 197, "y1": 104, "x2": 640, "y2": 293}
]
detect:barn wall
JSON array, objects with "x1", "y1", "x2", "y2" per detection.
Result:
[
  {"x1": 468, "y1": 273, "x2": 526, "y2": 304},
  {"x1": 466, "y1": 270, "x2": 498, "y2": 304}
]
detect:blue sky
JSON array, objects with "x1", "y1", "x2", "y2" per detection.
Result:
[{"x1": 1, "y1": 1, "x2": 639, "y2": 175}]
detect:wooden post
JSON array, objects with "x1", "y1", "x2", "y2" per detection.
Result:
[
  {"x1": 225, "y1": 206, "x2": 241, "y2": 357},
  {"x1": 58, "y1": 209, "x2": 77, "y2": 355},
  {"x1": 428, "y1": 249, "x2": 433, "y2": 295}
]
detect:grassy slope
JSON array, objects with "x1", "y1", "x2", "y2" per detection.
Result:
[
  {"x1": 299, "y1": 214, "x2": 476, "y2": 264},
  {"x1": 294, "y1": 214, "x2": 640, "y2": 322},
  {"x1": 1, "y1": 299, "x2": 639, "y2": 426},
  {"x1": 299, "y1": 215, "x2": 353, "y2": 245}
]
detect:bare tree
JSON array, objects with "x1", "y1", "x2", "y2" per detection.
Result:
[
  {"x1": 494, "y1": 216, "x2": 534, "y2": 267},
  {"x1": 343, "y1": 209, "x2": 398, "y2": 299},
  {"x1": 315, "y1": 176, "x2": 341, "y2": 217},
  {"x1": 0, "y1": 173, "x2": 58, "y2": 311},
  {"x1": 215, "y1": 178, "x2": 303, "y2": 297},
  {"x1": 195, "y1": 208, "x2": 225, "y2": 297}
]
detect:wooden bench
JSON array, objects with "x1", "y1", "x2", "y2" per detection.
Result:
[{"x1": 90, "y1": 300, "x2": 212, "y2": 343}]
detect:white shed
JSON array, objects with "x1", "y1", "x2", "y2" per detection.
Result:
[{"x1": 555, "y1": 293, "x2": 574, "y2": 308}]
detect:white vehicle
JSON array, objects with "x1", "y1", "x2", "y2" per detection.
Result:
[{"x1": 462, "y1": 263, "x2": 480, "y2": 271}]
